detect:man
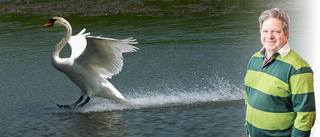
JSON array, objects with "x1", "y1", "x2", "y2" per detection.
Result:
[{"x1": 244, "y1": 8, "x2": 316, "y2": 137}]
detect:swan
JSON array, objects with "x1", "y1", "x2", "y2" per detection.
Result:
[{"x1": 43, "y1": 17, "x2": 138, "y2": 108}]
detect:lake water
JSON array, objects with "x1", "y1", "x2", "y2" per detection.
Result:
[{"x1": 0, "y1": 0, "x2": 318, "y2": 137}]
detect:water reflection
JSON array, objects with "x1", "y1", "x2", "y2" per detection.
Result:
[
  {"x1": 80, "y1": 112, "x2": 129, "y2": 136},
  {"x1": 55, "y1": 111, "x2": 129, "y2": 136}
]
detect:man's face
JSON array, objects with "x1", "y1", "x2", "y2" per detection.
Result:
[{"x1": 260, "y1": 17, "x2": 289, "y2": 55}]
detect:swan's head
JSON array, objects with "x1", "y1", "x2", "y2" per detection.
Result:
[{"x1": 43, "y1": 17, "x2": 68, "y2": 27}]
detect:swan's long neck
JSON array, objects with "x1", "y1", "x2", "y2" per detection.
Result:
[{"x1": 51, "y1": 21, "x2": 72, "y2": 69}]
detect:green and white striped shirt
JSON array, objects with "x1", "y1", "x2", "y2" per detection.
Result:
[{"x1": 244, "y1": 44, "x2": 316, "y2": 137}]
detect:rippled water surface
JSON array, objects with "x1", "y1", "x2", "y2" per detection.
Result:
[{"x1": 0, "y1": 0, "x2": 316, "y2": 136}]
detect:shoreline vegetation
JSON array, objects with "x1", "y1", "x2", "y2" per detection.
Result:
[
  {"x1": 0, "y1": 0, "x2": 250, "y2": 17},
  {"x1": 0, "y1": 0, "x2": 309, "y2": 17},
  {"x1": 0, "y1": 0, "x2": 154, "y2": 16}
]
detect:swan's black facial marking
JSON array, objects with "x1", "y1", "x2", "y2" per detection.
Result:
[{"x1": 43, "y1": 19, "x2": 57, "y2": 27}]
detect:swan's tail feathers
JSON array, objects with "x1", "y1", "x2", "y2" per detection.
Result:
[{"x1": 95, "y1": 81, "x2": 127, "y2": 103}]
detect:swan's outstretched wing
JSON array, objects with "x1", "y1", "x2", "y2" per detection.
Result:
[
  {"x1": 75, "y1": 34, "x2": 138, "y2": 79},
  {"x1": 68, "y1": 28, "x2": 90, "y2": 59}
]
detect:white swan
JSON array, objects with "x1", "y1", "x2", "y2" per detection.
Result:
[{"x1": 43, "y1": 17, "x2": 138, "y2": 108}]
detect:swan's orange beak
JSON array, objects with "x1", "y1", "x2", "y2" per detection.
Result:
[{"x1": 43, "y1": 19, "x2": 54, "y2": 27}]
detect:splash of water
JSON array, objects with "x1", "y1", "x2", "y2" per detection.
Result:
[{"x1": 80, "y1": 75, "x2": 243, "y2": 113}]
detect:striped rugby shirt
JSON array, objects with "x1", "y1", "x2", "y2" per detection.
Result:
[{"x1": 244, "y1": 43, "x2": 316, "y2": 137}]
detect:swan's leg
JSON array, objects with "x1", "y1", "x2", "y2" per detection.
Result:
[
  {"x1": 56, "y1": 96, "x2": 84, "y2": 108},
  {"x1": 71, "y1": 96, "x2": 84, "y2": 107},
  {"x1": 78, "y1": 97, "x2": 90, "y2": 108}
]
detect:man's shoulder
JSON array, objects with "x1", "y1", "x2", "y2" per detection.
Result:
[{"x1": 279, "y1": 49, "x2": 311, "y2": 70}]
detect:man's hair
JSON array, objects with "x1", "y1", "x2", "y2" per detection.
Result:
[{"x1": 259, "y1": 8, "x2": 290, "y2": 36}]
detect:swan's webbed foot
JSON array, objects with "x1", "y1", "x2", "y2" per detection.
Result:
[
  {"x1": 56, "y1": 104, "x2": 74, "y2": 109},
  {"x1": 57, "y1": 96, "x2": 90, "y2": 109}
]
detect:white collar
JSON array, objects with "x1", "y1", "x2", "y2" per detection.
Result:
[{"x1": 259, "y1": 43, "x2": 291, "y2": 58}]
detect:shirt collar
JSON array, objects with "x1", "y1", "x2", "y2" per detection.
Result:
[{"x1": 259, "y1": 43, "x2": 291, "y2": 58}]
